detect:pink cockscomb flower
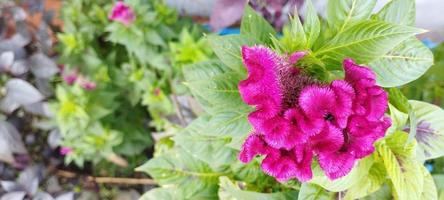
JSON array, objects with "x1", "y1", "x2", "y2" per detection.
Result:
[
  {"x1": 63, "y1": 72, "x2": 78, "y2": 85},
  {"x1": 109, "y1": 1, "x2": 135, "y2": 26},
  {"x1": 60, "y1": 147, "x2": 73, "y2": 155},
  {"x1": 79, "y1": 79, "x2": 97, "y2": 91},
  {"x1": 238, "y1": 45, "x2": 391, "y2": 182}
]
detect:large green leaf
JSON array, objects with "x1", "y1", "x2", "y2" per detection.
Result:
[
  {"x1": 310, "y1": 156, "x2": 374, "y2": 192},
  {"x1": 298, "y1": 183, "x2": 334, "y2": 200},
  {"x1": 303, "y1": 0, "x2": 320, "y2": 48},
  {"x1": 206, "y1": 109, "x2": 252, "y2": 149},
  {"x1": 409, "y1": 100, "x2": 444, "y2": 160},
  {"x1": 186, "y1": 72, "x2": 247, "y2": 113},
  {"x1": 371, "y1": 0, "x2": 432, "y2": 87},
  {"x1": 209, "y1": 35, "x2": 259, "y2": 73},
  {"x1": 315, "y1": 20, "x2": 425, "y2": 68},
  {"x1": 240, "y1": 6, "x2": 277, "y2": 45},
  {"x1": 173, "y1": 116, "x2": 237, "y2": 168},
  {"x1": 344, "y1": 161, "x2": 387, "y2": 199},
  {"x1": 376, "y1": 131, "x2": 424, "y2": 200},
  {"x1": 361, "y1": 185, "x2": 392, "y2": 200},
  {"x1": 433, "y1": 175, "x2": 444, "y2": 200},
  {"x1": 218, "y1": 176, "x2": 297, "y2": 200},
  {"x1": 136, "y1": 148, "x2": 222, "y2": 199},
  {"x1": 326, "y1": 0, "x2": 376, "y2": 33},
  {"x1": 421, "y1": 166, "x2": 438, "y2": 200},
  {"x1": 140, "y1": 188, "x2": 175, "y2": 200},
  {"x1": 183, "y1": 60, "x2": 230, "y2": 82},
  {"x1": 370, "y1": 37, "x2": 433, "y2": 87},
  {"x1": 376, "y1": 0, "x2": 416, "y2": 26}
]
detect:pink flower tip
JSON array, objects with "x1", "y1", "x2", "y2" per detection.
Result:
[
  {"x1": 109, "y1": 1, "x2": 135, "y2": 26},
  {"x1": 60, "y1": 147, "x2": 73, "y2": 155},
  {"x1": 63, "y1": 73, "x2": 78, "y2": 85},
  {"x1": 80, "y1": 80, "x2": 97, "y2": 91}
]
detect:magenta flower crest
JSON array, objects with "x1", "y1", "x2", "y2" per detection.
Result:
[
  {"x1": 238, "y1": 45, "x2": 391, "y2": 182},
  {"x1": 109, "y1": 1, "x2": 136, "y2": 26},
  {"x1": 63, "y1": 72, "x2": 78, "y2": 85},
  {"x1": 60, "y1": 147, "x2": 73, "y2": 155}
]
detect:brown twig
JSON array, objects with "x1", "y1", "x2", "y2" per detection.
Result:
[
  {"x1": 171, "y1": 94, "x2": 187, "y2": 126},
  {"x1": 56, "y1": 170, "x2": 157, "y2": 185}
]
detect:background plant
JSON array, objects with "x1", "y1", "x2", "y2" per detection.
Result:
[
  {"x1": 138, "y1": 0, "x2": 444, "y2": 199},
  {"x1": 54, "y1": 0, "x2": 212, "y2": 167}
]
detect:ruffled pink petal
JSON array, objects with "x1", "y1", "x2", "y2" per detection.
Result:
[
  {"x1": 348, "y1": 135, "x2": 377, "y2": 159},
  {"x1": 365, "y1": 88, "x2": 389, "y2": 121},
  {"x1": 310, "y1": 124, "x2": 344, "y2": 154},
  {"x1": 343, "y1": 59, "x2": 376, "y2": 86},
  {"x1": 291, "y1": 146, "x2": 314, "y2": 182},
  {"x1": 318, "y1": 151, "x2": 356, "y2": 180},
  {"x1": 261, "y1": 149, "x2": 297, "y2": 182},
  {"x1": 284, "y1": 108, "x2": 324, "y2": 136},
  {"x1": 330, "y1": 80, "x2": 355, "y2": 128},
  {"x1": 239, "y1": 46, "x2": 284, "y2": 116},
  {"x1": 262, "y1": 117, "x2": 294, "y2": 150},
  {"x1": 299, "y1": 86, "x2": 336, "y2": 118},
  {"x1": 239, "y1": 133, "x2": 269, "y2": 163}
]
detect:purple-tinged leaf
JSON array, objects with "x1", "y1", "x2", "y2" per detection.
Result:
[
  {"x1": 29, "y1": 53, "x2": 58, "y2": 79},
  {"x1": 0, "y1": 121, "x2": 27, "y2": 165},
  {"x1": 47, "y1": 129, "x2": 61, "y2": 149},
  {"x1": 0, "y1": 191, "x2": 26, "y2": 200},
  {"x1": 0, "y1": 79, "x2": 44, "y2": 113},
  {"x1": 10, "y1": 60, "x2": 29, "y2": 76},
  {"x1": 23, "y1": 102, "x2": 53, "y2": 117},
  {"x1": 55, "y1": 192, "x2": 74, "y2": 200},
  {"x1": 409, "y1": 100, "x2": 444, "y2": 160},
  {"x1": 17, "y1": 166, "x2": 41, "y2": 195},
  {"x1": 210, "y1": 0, "x2": 247, "y2": 31},
  {"x1": 0, "y1": 181, "x2": 23, "y2": 192},
  {"x1": 33, "y1": 192, "x2": 54, "y2": 200},
  {"x1": 0, "y1": 51, "x2": 14, "y2": 72}
]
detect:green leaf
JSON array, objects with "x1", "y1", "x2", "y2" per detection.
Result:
[
  {"x1": 433, "y1": 175, "x2": 444, "y2": 200},
  {"x1": 387, "y1": 104, "x2": 408, "y2": 135},
  {"x1": 280, "y1": 14, "x2": 306, "y2": 52},
  {"x1": 206, "y1": 109, "x2": 252, "y2": 150},
  {"x1": 370, "y1": 37, "x2": 433, "y2": 87},
  {"x1": 298, "y1": 183, "x2": 334, "y2": 200},
  {"x1": 173, "y1": 116, "x2": 237, "y2": 168},
  {"x1": 409, "y1": 100, "x2": 444, "y2": 160},
  {"x1": 136, "y1": 148, "x2": 222, "y2": 199},
  {"x1": 209, "y1": 35, "x2": 259, "y2": 73},
  {"x1": 315, "y1": 20, "x2": 425, "y2": 68},
  {"x1": 183, "y1": 60, "x2": 230, "y2": 82},
  {"x1": 387, "y1": 88, "x2": 410, "y2": 113},
  {"x1": 376, "y1": 131, "x2": 424, "y2": 200},
  {"x1": 421, "y1": 166, "x2": 438, "y2": 200},
  {"x1": 186, "y1": 72, "x2": 247, "y2": 113},
  {"x1": 361, "y1": 185, "x2": 392, "y2": 200},
  {"x1": 303, "y1": 0, "x2": 321, "y2": 48},
  {"x1": 326, "y1": 0, "x2": 377, "y2": 33},
  {"x1": 140, "y1": 188, "x2": 175, "y2": 200},
  {"x1": 344, "y1": 161, "x2": 387, "y2": 199},
  {"x1": 218, "y1": 176, "x2": 297, "y2": 200},
  {"x1": 376, "y1": 0, "x2": 416, "y2": 26},
  {"x1": 310, "y1": 156, "x2": 374, "y2": 192},
  {"x1": 241, "y1": 5, "x2": 277, "y2": 45}
]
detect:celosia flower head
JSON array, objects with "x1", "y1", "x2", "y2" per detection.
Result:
[
  {"x1": 238, "y1": 45, "x2": 391, "y2": 182},
  {"x1": 109, "y1": 1, "x2": 135, "y2": 26}
]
